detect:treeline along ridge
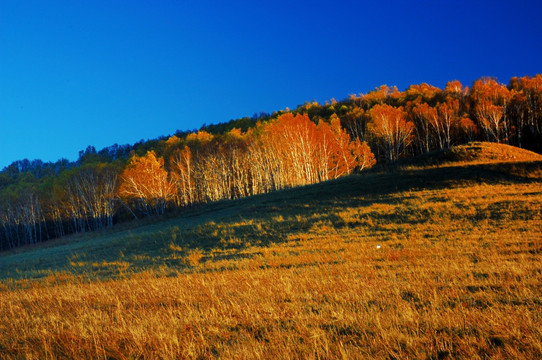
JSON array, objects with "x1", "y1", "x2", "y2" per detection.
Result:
[{"x1": 1, "y1": 75, "x2": 541, "y2": 250}]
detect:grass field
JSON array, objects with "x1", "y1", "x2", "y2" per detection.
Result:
[{"x1": 0, "y1": 142, "x2": 541, "y2": 359}]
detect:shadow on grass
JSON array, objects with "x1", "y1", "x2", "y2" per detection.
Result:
[{"x1": 1, "y1": 160, "x2": 539, "y2": 281}]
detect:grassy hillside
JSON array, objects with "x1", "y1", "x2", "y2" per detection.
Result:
[{"x1": 0, "y1": 142, "x2": 541, "y2": 359}]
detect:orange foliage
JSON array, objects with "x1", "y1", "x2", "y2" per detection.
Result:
[
  {"x1": 412, "y1": 103, "x2": 438, "y2": 152},
  {"x1": 165, "y1": 135, "x2": 181, "y2": 147},
  {"x1": 470, "y1": 78, "x2": 511, "y2": 143},
  {"x1": 119, "y1": 151, "x2": 175, "y2": 216},
  {"x1": 257, "y1": 113, "x2": 374, "y2": 186},
  {"x1": 369, "y1": 104, "x2": 414, "y2": 161},
  {"x1": 164, "y1": 113, "x2": 376, "y2": 210},
  {"x1": 444, "y1": 80, "x2": 468, "y2": 97},
  {"x1": 186, "y1": 130, "x2": 214, "y2": 146},
  {"x1": 362, "y1": 85, "x2": 393, "y2": 108},
  {"x1": 261, "y1": 113, "x2": 320, "y2": 185},
  {"x1": 459, "y1": 116, "x2": 477, "y2": 141},
  {"x1": 437, "y1": 98, "x2": 461, "y2": 148},
  {"x1": 406, "y1": 83, "x2": 442, "y2": 102}
]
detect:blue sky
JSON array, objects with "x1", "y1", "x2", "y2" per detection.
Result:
[{"x1": 1, "y1": 0, "x2": 541, "y2": 169}]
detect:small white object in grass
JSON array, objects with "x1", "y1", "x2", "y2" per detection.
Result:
[{"x1": 376, "y1": 244, "x2": 381, "y2": 249}]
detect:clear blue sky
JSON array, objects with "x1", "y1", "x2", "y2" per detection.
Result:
[{"x1": 1, "y1": 0, "x2": 541, "y2": 169}]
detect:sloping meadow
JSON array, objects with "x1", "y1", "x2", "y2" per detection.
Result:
[{"x1": 0, "y1": 154, "x2": 541, "y2": 359}]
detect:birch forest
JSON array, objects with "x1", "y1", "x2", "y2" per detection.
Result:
[{"x1": 1, "y1": 75, "x2": 541, "y2": 250}]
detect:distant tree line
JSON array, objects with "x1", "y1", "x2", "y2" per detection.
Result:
[
  {"x1": 0, "y1": 113, "x2": 373, "y2": 250},
  {"x1": 1, "y1": 74, "x2": 541, "y2": 251}
]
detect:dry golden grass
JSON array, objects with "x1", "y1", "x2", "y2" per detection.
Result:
[
  {"x1": 399, "y1": 141, "x2": 542, "y2": 171},
  {"x1": 1, "y1": 146, "x2": 541, "y2": 359}
]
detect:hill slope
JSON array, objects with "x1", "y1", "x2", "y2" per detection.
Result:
[
  {"x1": 1, "y1": 142, "x2": 540, "y2": 280},
  {"x1": 0, "y1": 142, "x2": 541, "y2": 359},
  {"x1": 396, "y1": 141, "x2": 542, "y2": 167}
]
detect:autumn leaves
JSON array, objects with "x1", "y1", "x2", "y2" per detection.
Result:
[
  {"x1": 117, "y1": 75, "x2": 542, "y2": 216},
  {"x1": 2, "y1": 74, "x2": 541, "y2": 250},
  {"x1": 119, "y1": 152, "x2": 173, "y2": 216},
  {"x1": 118, "y1": 113, "x2": 375, "y2": 216}
]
